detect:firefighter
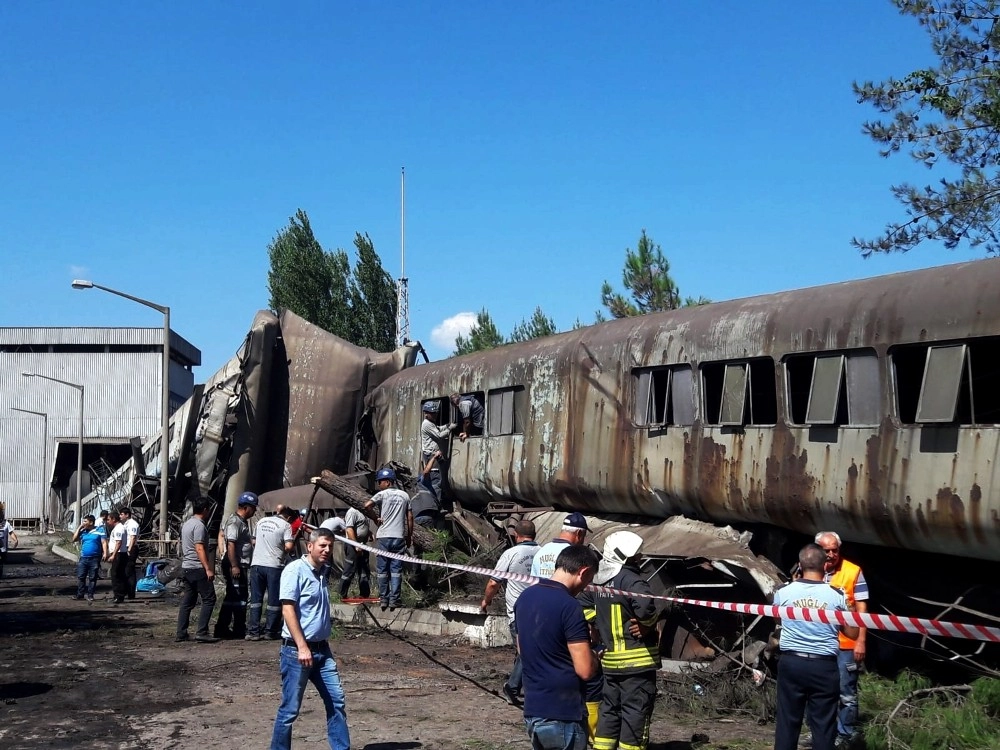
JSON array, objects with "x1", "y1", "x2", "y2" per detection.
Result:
[{"x1": 580, "y1": 531, "x2": 661, "y2": 750}]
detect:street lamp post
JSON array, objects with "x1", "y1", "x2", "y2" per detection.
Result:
[
  {"x1": 11, "y1": 407, "x2": 48, "y2": 530},
  {"x1": 72, "y1": 280, "x2": 171, "y2": 544},
  {"x1": 21, "y1": 373, "x2": 84, "y2": 529}
]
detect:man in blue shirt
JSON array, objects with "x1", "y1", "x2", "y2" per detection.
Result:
[
  {"x1": 772, "y1": 544, "x2": 859, "y2": 750},
  {"x1": 270, "y1": 528, "x2": 350, "y2": 750},
  {"x1": 72, "y1": 514, "x2": 106, "y2": 601},
  {"x1": 516, "y1": 544, "x2": 600, "y2": 750}
]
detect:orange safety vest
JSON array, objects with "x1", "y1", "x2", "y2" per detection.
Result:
[{"x1": 827, "y1": 558, "x2": 863, "y2": 650}]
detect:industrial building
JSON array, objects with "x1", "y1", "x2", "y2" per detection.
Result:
[{"x1": 0, "y1": 327, "x2": 200, "y2": 529}]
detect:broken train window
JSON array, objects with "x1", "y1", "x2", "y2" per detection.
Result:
[
  {"x1": 784, "y1": 349, "x2": 881, "y2": 426},
  {"x1": 487, "y1": 386, "x2": 526, "y2": 435},
  {"x1": 701, "y1": 358, "x2": 777, "y2": 426},
  {"x1": 632, "y1": 364, "x2": 695, "y2": 427},
  {"x1": 892, "y1": 337, "x2": 1000, "y2": 425}
]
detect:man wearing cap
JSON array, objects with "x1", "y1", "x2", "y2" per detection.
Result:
[
  {"x1": 364, "y1": 468, "x2": 413, "y2": 611},
  {"x1": 420, "y1": 401, "x2": 456, "y2": 499},
  {"x1": 530, "y1": 512, "x2": 589, "y2": 579},
  {"x1": 215, "y1": 491, "x2": 258, "y2": 640},
  {"x1": 579, "y1": 530, "x2": 662, "y2": 750}
]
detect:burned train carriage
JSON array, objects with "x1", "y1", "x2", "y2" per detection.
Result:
[{"x1": 365, "y1": 259, "x2": 1000, "y2": 565}]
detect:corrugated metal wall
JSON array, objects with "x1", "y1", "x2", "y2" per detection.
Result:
[{"x1": 1, "y1": 331, "x2": 192, "y2": 523}]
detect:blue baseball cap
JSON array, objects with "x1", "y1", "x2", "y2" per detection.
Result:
[
  {"x1": 563, "y1": 512, "x2": 589, "y2": 531},
  {"x1": 238, "y1": 492, "x2": 259, "y2": 507},
  {"x1": 376, "y1": 467, "x2": 396, "y2": 482}
]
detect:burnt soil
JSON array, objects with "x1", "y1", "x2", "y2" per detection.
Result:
[{"x1": 0, "y1": 537, "x2": 774, "y2": 750}]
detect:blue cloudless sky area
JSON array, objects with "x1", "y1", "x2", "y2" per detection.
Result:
[{"x1": 0, "y1": 1, "x2": 983, "y2": 374}]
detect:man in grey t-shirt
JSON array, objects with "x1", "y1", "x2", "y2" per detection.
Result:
[
  {"x1": 480, "y1": 519, "x2": 539, "y2": 705},
  {"x1": 176, "y1": 498, "x2": 218, "y2": 642},
  {"x1": 364, "y1": 468, "x2": 413, "y2": 611},
  {"x1": 248, "y1": 506, "x2": 296, "y2": 640},
  {"x1": 340, "y1": 507, "x2": 371, "y2": 599},
  {"x1": 215, "y1": 492, "x2": 257, "y2": 640}
]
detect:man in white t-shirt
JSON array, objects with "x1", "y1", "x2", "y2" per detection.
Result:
[
  {"x1": 119, "y1": 507, "x2": 141, "y2": 600},
  {"x1": 105, "y1": 510, "x2": 128, "y2": 604},
  {"x1": 247, "y1": 506, "x2": 296, "y2": 641}
]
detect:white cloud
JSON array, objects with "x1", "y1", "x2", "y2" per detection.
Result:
[
  {"x1": 430, "y1": 311, "x2": 477, "y2": 351},
  {"x1": 69, "y1": 265, "x2": 89, "y2": 279}
]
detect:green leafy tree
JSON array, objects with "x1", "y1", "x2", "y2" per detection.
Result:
[
  {"x1": 267, "y1": 210, "x2": 397, "y2": 349},
  {"x1": 267, "y1": 210, "x2": 350, "y2": 334},
  {"x1": 454, "y1": 309, "x2": 506, "y2": 355},
  {"x1": 599, "y1": 230, "x2": 707, "y2": 319},
  {"x1": 854, "y1": 1, "x2": 1000, "y2": 255},
  {"x1": 349, "y1": 232, "x2": 398, "y2": 352},
  {"x1": 509, "y1": 306, "x2": 558, "y2": 342}
]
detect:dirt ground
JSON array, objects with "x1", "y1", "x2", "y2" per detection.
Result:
[{"x1": 0, "y1": 536, "x2": 774, "y2": 750}]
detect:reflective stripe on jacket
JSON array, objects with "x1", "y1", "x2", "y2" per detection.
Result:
[
  {"x1": 581, "y1": 566, "x2": 660, "y2": 674},
  {"x1": 827, "y1": 558, "x2": 862, "y2": 650}
]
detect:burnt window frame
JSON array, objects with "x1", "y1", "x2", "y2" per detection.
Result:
[
  {"x1": 700, "y1": 357, "x2": 777, "y2": 427},
  {"x1": 888, "y1": 338, "x2": 1000, "y2": 426},
  {"x1": 632, "y1": 364, "x2": 696, "y2": 428},
  {"x1": 784, "y1": 348, "x2": 881, "y2": 427},
  {"x1": 486, "y1": 385, "x2": 526, "y2": 436}
]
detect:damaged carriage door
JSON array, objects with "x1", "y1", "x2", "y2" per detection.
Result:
[{"x1": 355, "y1": 407, "x2": 377, "y2": 469}]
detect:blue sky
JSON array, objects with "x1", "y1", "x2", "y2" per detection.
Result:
[{"x1": 0, "y1": 1, "x2": 982, "y2": 376}]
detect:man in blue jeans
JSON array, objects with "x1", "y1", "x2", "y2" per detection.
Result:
[
  {"x1": 72, "y1": 514, "x2": 106, "y2": 601},
  {"x1": 270, "y1": 528, "x2": 350, "y2": 750},
  {"x1": 364, "y1": 467, "x2": 413, "y2": 611},
  {"x1": 515, "y1": 545, "x2": 600, "y2": 750}
]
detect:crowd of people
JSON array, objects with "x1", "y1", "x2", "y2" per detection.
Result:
[
  {"x1": 59, "y1": 391, "x2": 870, "y2": 750},
  {"x1": 479, "y1": 514, "x2": 869, "y2": 750}
]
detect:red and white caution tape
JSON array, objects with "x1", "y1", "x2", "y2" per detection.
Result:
[{"x1": 336, "y1": 536, "x2": 1000, "y2": 643}]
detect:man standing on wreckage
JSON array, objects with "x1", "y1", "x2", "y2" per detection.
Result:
[{"x1": 579, "y1": 531, "x2": 663, "y2": 750}]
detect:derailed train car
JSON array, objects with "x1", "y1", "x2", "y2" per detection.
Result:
[{"x1": 363, "y1": 259, "x2": 1000, "y2": 649}]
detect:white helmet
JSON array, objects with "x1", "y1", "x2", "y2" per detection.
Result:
[{"x1": 594, "y1": 530, "x2": 644, "y2": 584}]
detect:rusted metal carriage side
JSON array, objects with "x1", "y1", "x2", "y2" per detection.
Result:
[{"x1": 367, "y1": 259, "x2": 1000, "y2": 562}]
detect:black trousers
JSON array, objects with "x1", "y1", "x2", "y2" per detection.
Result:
[
  {"x1": 176, "y1": 568, "x2": 217, "y2": 638},
  {"x1": 215, "y1": 557, "x2": 248, "y2": 637},
  {"x1": 595, "y1": 670, "x2": 656, "y2": 750},
  {"x1": 340, "y1": 548, "x2": 371, "y2": 598},
  {"x1": 775, "y1": 654, "x2": 839, "y2": 750},
  {"x1": 126, "y1": 546, "x2": 139, "y2": 599},
  {"x1": 111, "y1": 551, "x2": 130, "y2": 602}
]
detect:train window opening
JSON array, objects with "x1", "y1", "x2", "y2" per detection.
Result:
[
  {"x1": 487, "y1": 386, "x2": 526, "y2": 435},
  {"x1": 916, "y1": 345, "x2": 968, "y2": 423},
  {"x1": 969, "y1": 339, "x2": 1000, "y2": 422},
  {"x1": 454, "y1": 391, "x2": 485, "y2": 438},
  {"x1": 786, "y1": 350, "x2": 880, "y2": 426},
  {"x1": 632, "y1": 365, "x2": 694, "y2": 427},
  {"x1": 701, "y1": 358, "x2": 776, "y2": 426},
  {"x1": 845, "y1": 353, "x2": 881, "y2": 425},
  {"x1": 893, "y1": 338, "x2": 1000, "y2": 425},
  {"x1": 806, "y1": 355, "x2": 844, "y2": 424}
]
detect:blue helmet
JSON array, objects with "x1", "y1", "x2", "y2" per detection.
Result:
[
  {"x1": 238, "y1": 491, "x2": 259, "y2": 507},
  {"x1": 375, "y1": 467, "x2": 396, "y2": 482}
]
